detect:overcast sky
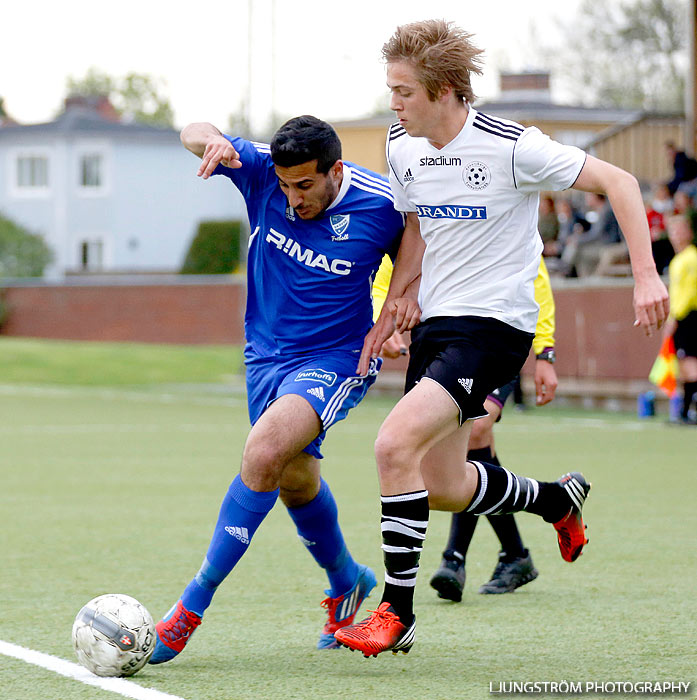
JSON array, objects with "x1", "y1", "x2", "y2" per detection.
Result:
[{"x1": 3, "y1": 0, "x2": 581, "y2": 132}]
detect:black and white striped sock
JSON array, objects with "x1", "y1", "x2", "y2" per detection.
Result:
[
  {"x1": 380, "y1": 490, "x2": 429, "y2": 623},
  {"x1": 466, "y1": 461, "x2": 567, "y2": 523}
]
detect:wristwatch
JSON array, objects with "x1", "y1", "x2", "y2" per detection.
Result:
[{"x1": 536, "y1": 347, "x2": 556, "y2": 364}]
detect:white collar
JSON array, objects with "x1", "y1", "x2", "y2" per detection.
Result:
[{"x1": 326, "y1": 162, "x2": 351, "y2": 211}]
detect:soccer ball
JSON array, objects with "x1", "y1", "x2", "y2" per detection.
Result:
[{"x1": 72, "y1": 594, "x2": 156, "y2": 677}]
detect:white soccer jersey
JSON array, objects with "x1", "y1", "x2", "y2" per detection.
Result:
[{"x1": 386, "y1": 106, "x2": 586, "y2": 332}]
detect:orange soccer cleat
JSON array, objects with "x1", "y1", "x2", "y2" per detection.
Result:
[
  {"x1": 553, "y1": 472, "x2": 591, "y2": 562},
  {"x1": 334, "y1": 602, "x2": 415, "y2": 657}
]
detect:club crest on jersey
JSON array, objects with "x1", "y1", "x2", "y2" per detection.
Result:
[
  {"x1": 463, "y1": 161, "x2": 491, "y2": 190},
  {"x1": 295, "y1": 368, "x2": 337, "y2": 386},
  {"x1": 330, "y1": 214, "x2": 350, "y2": 240}
]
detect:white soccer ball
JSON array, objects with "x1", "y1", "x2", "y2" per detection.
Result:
[{"x1": 72, "y1": 593, "x2": 156, "y2": 677}]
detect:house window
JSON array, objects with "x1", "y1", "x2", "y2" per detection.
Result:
[
  {"x1": 80, "y1": 154, "x2": 103, "y2": 188},
  {"x1": 16, "y1": 155, "x2": 49, "y2": 188},
  {"x1": 80, "y1": 239, "x2": 104, "y2": 270}
]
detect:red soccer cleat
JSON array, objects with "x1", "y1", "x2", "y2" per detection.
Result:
[
  {"x1": 149, "y1": 600, "x2": 202, "y2": 664},
  {"x1": 553, "y1": 472, "x2": 591, "y2": 562},
  {"x1": 317, "y1": 565, "x2": 377, "y2": 649},
  {"x1": 334, "y1": 602, "x2": 415, "y2": 657}
]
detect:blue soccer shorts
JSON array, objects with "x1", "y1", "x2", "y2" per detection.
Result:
[{"x1": 245, "y1": 347, "x2": 382, "y2": 459}]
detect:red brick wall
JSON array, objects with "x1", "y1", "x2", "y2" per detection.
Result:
[
  {"x1": 1, "y1": 279, "x2": 246, "y2": 345},
  {"x1": 1, "y1": 278, "x2": 662, "y2": 380}
]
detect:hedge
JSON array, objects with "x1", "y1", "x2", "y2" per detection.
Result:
[{"x1": 180, "y1": 220, "x2": 245, "y2": 274}]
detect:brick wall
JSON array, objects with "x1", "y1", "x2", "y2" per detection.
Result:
[
  {"x1": 0, "y1": 277, "x2": 662, "y2": 381},
  {"x1": 0, "y1": 277, "x2": 246, "y2": 345}
]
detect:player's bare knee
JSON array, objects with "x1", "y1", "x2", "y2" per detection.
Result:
[
  {"x1": 279, "y1": 481, "x2": 317, "y2": 508},
  {"x1": 279, "y1": 465, "x2": 319, "y2": 508},
  {"x1": 374, "y1": 428, "x2": 413, "y2": 477},
  {"x1": 240, "y1": 441, "x2": 284, "y2": 490}
]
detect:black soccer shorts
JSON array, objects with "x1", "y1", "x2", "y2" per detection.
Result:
[
  {"x1": 674, "y1": 310, "x2": 697, "y2": 359},
  {"x1": 405, "y1": 316, "x2": 533, "y2": 425}
]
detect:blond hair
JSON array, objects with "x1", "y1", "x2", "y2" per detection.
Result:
[{"x1": 382, "y1": 19, "x2": 484, "y2": 103}]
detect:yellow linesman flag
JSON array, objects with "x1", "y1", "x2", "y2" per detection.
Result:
[{"x1": 649, "y1": 335, "x2": 680, "y2": 397}]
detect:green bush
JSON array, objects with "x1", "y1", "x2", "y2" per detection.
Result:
[
  {"x1": 0, "y1": 212, "x2": 53, "y2": 277},
  {"x1": 180, "y1": 220, "x2": 245, "y2": 274}
]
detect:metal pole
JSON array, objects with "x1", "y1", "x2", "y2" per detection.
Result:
[
  {"x1": 247, "y1": 0, "x2": 253, "y2": 136},
  {"x1": 687, "y1": 0, "x2": 697, "y2": 155},
  {"x1": 271, "y1": 0, "x2": 276, "y2": 132}
]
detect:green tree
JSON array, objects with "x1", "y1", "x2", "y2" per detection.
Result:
[
  {"x1": 66, "y1": 68, "x2": 174, "y2": 127},
  {"x1": 0, "y1": 213, "x2": 53, "y2": 278},
  {"x1": 555, "y1": 0, "x2": 687, "y2": 110}
]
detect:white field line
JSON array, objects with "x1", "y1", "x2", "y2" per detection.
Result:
[
  {"x1": 0, "y1": 384, "x2": 243, "y2": 407},
  {"x1": 337, "y1": 416, "x2": 668, "y2": 434},
  {"x1": 0, "y1": 639, "x2": 187, "y2": 700},
  {"x1": 0, "y1": 423, "x2": 236, "y2": 435}
]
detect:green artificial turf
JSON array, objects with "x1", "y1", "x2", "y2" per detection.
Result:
[{"x1": 1, "y1": 342, "x2": 695, "y2": 699}]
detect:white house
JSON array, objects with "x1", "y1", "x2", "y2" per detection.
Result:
[{"x1": 0, "y1": 97, "x2": 246, "y2": 277}]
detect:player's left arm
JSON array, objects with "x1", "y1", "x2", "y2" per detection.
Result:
[
  {"x1": 532, "y1": 257, "x2": 557, "y2": 406},
  {"x1": 572, "y1": 155, "x2": 669, "y2": 336}
]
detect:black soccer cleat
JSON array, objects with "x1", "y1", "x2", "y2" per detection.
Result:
[
  {"x1": 478, "y1": 550, "x2": 539, "y2": 594},
  {"x1": 429, "y1": 550, "x2": 466, "y2": 602}
]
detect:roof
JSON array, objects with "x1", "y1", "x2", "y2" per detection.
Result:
[
  {"x1": 331, "y1": 102, "x2": 683, "y2": 130},
  {"x1": 0, "y1": 107, "x2": 179, "y2": 140}
]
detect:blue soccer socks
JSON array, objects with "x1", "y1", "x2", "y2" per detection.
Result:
[
  {"x1": 181, "y1": 474, "x2": 279, "y2": 616},
  {"x1": 286, "y1": 478, "x2": 360, "y2": 598}
]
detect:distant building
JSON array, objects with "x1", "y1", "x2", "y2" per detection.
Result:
[
  {"x1": 333, "y1": 71, "x2": 684, "y2": 186},
  {"x1": 0, "y1": 96, "x2": 245, "y2": 277}
]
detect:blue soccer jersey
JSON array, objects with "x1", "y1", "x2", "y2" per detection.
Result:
[{"x1": 213, "y1": 136, "x2": 404, "y2": 358}]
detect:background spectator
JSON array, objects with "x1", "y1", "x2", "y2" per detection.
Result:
[
  {"x1": 562, "y1": 193, "x2": 622, "y2": 276},
  {"x1": 645, "y1": 190, "x2": 673, "y2": 275},
  {"x1": 539, "y1": 196, "x2": 559, "y2": 257},
  {"x1": 665, "y1": 142, "x2": 697, "y2": 197}
]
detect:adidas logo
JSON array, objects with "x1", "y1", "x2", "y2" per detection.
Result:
[
  {"x1": 458, "y1": 377, "x2": 473, "y2": 394},
  {"x1": 225, "y1": 525, "x2": 250, "y2": 544},
  {"x1": 403, "y1": 168, "x2": 415, "y2": 183},
  {"x1": 307, "y1": 386, "x2": 325, "y2": 402}
]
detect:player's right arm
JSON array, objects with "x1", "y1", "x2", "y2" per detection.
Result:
[
  {"x1": 180, "y1": 122, "x2": 242, "y2": 178},
  {"x1": 358, "y1": 212, "x2": 423, "y2": 375}
]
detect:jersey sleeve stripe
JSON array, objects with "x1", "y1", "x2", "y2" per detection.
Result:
[
  {"x1": 350, "y1": 168, "x2": 391, "y2": 188},
  {"x1": 475, "y1": 113, "x2": 523, "y2": 135},
  {"x1": 351, "y1": 170, "x2": 393, "y2": 194},
  {"x1": 473, "y1": 121, "x2": 520, "y2": 141},
  {"x1": 389, "y1": 123, "x2": 407, "y2": 140},
  {"x1": 251, "y1": 141, "x2": 271, "y2": 153},
  {"x1": 350, "y1": 179, "x2": 395, "y2": 203}
]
